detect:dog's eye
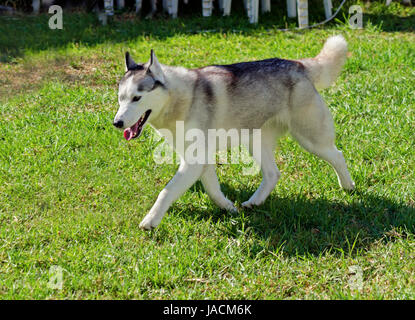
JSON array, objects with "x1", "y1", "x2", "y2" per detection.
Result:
[{"x1": 132, "y1": 96, "x2": 141, "y2": 102}]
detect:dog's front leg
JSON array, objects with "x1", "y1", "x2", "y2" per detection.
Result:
[{"x1": 139, "y1": 161, "x2": 204, "y2": 230}]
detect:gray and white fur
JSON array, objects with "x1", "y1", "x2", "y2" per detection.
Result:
[{"x1": 114, "y1": 35, "x2": 355, "y2": 230}]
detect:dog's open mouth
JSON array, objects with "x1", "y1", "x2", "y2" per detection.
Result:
[{"x1": 123, "y1": 110, "x2": 152, "y2": 141}]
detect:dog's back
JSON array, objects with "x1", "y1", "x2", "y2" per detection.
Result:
[{"x1": 184, "y1": 36, "x2": 348, "y2": 131}]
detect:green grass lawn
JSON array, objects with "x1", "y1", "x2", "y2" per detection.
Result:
[{"x1": 0, "y1": 0, "x2": 414, "y2": 299}]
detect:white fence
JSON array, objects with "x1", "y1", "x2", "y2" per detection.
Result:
[{"x1": 32, "y1": 0, "x2": 334, "y2": 27}]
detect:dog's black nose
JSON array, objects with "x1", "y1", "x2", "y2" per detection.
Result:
[{"x1": 113, "y1": 120, "x2": 124, "y2": 128}]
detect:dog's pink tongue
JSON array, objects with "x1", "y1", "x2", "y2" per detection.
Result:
[
  {"x1": 123, "y1": 122, "x2": 139, "y2": 141},
  {"x1": 124, "y1": 128, "x2": 133, "y2": 141}
]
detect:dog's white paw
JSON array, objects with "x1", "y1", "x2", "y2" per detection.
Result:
[
  {"x1": 139, "y1": 214, "x2": 161, "y2": 230},
  {"x1": 242, "y1": 200, "x2": 258, "y2": 209},
  {"x1": 242, "y1": 201, "x2": 252, "y2": 209},
  {"x1": 223, "y1": 201, "x2": 238, "y2": 213}
]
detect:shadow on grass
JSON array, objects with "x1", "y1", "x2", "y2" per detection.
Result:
[
  {"x1": 3, "y1": 1, "x2": 414, "y2": 62},
  {"x1": 174, "y1": 181, "x2": 415, "y2": 257},
  {"x1": 0, "y1": 0, "x2": 278, "y2": 62},
  {"x1": 365, "y1": 13, "x2": 415, "y2": 32},
  {"x1": 2, "y1": 1, "x2": 414, "y2": 63}
]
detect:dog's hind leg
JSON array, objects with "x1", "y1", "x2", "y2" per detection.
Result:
[
  {"x1": 139, "y1": 160, "x2": 204, "y2": 230},
  {"x1": 201, "y1": 165, "x2": 237, "y2": 212},
  {"x1": 242, "y1": 126, "x2": 281, "y2": 208},
  {"x1": 289, "y1": 92, "x2": 355, "y2": 190}
]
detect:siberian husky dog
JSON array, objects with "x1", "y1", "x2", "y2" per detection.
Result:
[{"x1": 113, "y1": 35, "x2": 355, "y2": 230}]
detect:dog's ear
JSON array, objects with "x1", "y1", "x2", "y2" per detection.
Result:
[
  {"x1": 125, "y1": 51, "x2": 137, "y2": 71},
  {"x1": 147, "y1": 49, "x2": 165, "y2": 84}
]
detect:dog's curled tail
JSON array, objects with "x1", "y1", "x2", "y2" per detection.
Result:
[{"x1": 300, "y1": 35, "x2": 348, "y2": 90}]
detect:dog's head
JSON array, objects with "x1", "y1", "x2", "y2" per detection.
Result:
[{"x1": 113, "y1": 50, "x2": 169, "y2": 140}]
